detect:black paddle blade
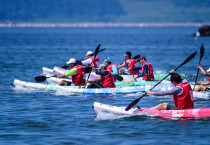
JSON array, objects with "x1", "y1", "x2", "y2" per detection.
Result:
[
  {"x1": 125, "y1": 93, "x2": 147, "y2": 111},
  {"x1": 200, "y1": 44, "x2": 204, "y2": 58},
  {"x1": 133, "y1": 55, "x2": 141, "y2": 59},
  {"x1": 84, "y1": 67, "x2": 92, "y2": 73},
  {"x1": 94, "y1": 44, "x2": 101, "y2": 56},
  {"x1": 35, "y1": 76, "x2": 47, "y2": 82},
  {"x1": 61, "y1": 65, "x2": 69, "y2": 69},
  {"x1": 115, "y1": 75, "x2": 123, "y2": 81}
]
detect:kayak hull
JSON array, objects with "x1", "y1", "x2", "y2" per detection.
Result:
[
  {"x1": 55, "y1": 85, "x2": 145, "y2": 96},
  {"x1": 93, "y1": 102, "x2": 210, "y2": 118}
]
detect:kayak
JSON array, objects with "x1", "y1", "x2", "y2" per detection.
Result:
[
  {"x1": 93, "y1": 102, "x2": 210, "y2": 118},
  {"x1": 55, "y1": 85, "x2": 146, "y2": 96},
  {"x1": 13, "y1": 79, "x2": 146, "y2": 95},
  {"x1": 13, "y1": 79, "x2": 80, "y2": 91},
  {"x1": 42, "y1": 67, "x2": 186, "y2": 83},
  {"x1": 121, "y1": 73, "x2": 186, "y2": 80}
]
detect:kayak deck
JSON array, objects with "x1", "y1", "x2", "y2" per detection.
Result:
[{"x1": 93, "y1": 102, "x2": 210, "y2": 118}]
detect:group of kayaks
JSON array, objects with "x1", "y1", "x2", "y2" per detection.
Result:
[{"x1": 13, "y1": 66, "x2": 210, "y2": 119}]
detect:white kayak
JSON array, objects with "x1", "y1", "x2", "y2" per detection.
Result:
[{"x1": 93, "y1": 102, "x2": 210, "y2": 118}]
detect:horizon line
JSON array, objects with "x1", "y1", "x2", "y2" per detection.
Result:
[{"x1": 0, "y1": 22, "x2": 210, "y2": 28}]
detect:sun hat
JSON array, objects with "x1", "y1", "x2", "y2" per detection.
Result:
[
  {"x1": 86, "y1": 51, "x2": 93, "y2": 56},
  {"x1": 66, "y1": 58, "x2": 76, "y2": 64}
]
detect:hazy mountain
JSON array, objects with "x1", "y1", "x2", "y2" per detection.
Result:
[{"x1": 1, "y1": 0, "x2": 210, "y2": 22}]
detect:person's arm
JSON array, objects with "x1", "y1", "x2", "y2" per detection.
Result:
[
  {"x1": 146, "y1": 87, "x2": 182, "y2": 96},
  {"x1": 93, "y1": 67, "x2": 109, "y2": 77},
  {"x1": 198, "y1": 65, "x2": 210, "y2": 76},
  {"x1": 195, "y1": 81, "x2": 210, "y2": 86},
  {"x1": 81, "y1": 58, "x2": 92, "y2": 66},
  {"x1": 111, "y1": 65, "x2": 118, "y2": 76},
  {"x1": 118, "y1": 61, "x2": 126, "y2": 68},
  {"x1": 130, "y1": 67, "x2": 142, "y2": 71},
  {"x1": 57, "y1": 68, "x2": 77, "y2": 78},
  {"x1": 135, "y1": 65, "x2": 148, "y2": 78}
]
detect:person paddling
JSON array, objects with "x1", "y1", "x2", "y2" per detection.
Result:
[
  {"x1": 125, "y1": 56, "x2": 154, "y2": 82},
  {"x1": 194, "y1": 65, "x2": 210, "y2": 92},
  {"x1": 146, "y1": 70, "x2": 194, "y2": 110},
  {"x1": 57, "y1": 58, "x2": 86, "y2": 86},
  {"x1": 103, "y1": 57, "x2": 119, "y2": 81},
  {"x1": 82, "y1": 51, "x2": 100, "y2": 68},
  {"x1": 118, "y1": 51, "x2": 139, "y2": 75},
  {"x1": 88, "y1": 64, "x2": 115, "y2": 88}
]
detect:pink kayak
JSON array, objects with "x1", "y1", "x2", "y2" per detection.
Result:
[{"x1": 93, "y1": 102, "x2": 210, "y2": 118}]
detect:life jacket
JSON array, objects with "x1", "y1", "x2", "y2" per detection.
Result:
[
  {"x1": 209, "y1": 77, "x2": 210, "y2": 82},
  {"x1": 172, "y1": 82, "x2": 194, "y2": 109},
  {"x1": 127, "y1": 59, "x2": 139, "y2": 75},
  {"x1": 88, "y1": 56, "x2": 100, "y2": 68},
  {"x1": 106, "y1": 64, "x2": 119, "y2": 82},
  {"x1": 101, "y1": 71, "x2": 116, "y2": 88},
  {"x1": 72, "y1": 65, "x2": 86, "y2": 84},
  {"x1": 142, "y1": 62, "x2": 154, "y2": 81}
]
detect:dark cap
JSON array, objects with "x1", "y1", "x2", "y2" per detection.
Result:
[
  {"x1": 124, "y1": 51, "x2": 132, "y2": 57},
  {"x1": 139, "y1": 56, "x2": 146, "y2": 60}
]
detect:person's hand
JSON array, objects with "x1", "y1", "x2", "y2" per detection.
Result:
[
  {"x1": 146, "y1": 89, "x2": 154, "y2": 95},
  {"x1": 90, "y1": 63, "x2": 94, "y2": 68},
  {"x1": 128, "y1": 68, "x2": 132, "y2": 71},
  {"x1": 197, "y1": 64, "x2": 202, "y2": 69},
  {"x1": 170, "y1": 70, "x2": 176, "y2": 74},
  {"x1": 194, "y1": 82, "x2": 199, "y2": 85}
]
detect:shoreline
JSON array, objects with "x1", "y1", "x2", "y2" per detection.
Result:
[{"x1": 0, "y1": 22, "x2": 210, "y2": 28}]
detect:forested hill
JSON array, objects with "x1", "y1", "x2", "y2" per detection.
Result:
[{"x1": 1, "y1": 0, "x2": 210, "y2": 23}]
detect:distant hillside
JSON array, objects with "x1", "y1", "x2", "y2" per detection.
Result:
[{"x1": 1, "y1": 0, "x2": 210, "y2": 22}]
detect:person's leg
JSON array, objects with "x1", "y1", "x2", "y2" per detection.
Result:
[
  {"x1": 87, "y1": 82, "x2": 103, "y2": 88},
  {"x1": 195, "y1": 85, "x2": 207, "y2": 92},
  {"x1": 57, "y1": 80, "x2": 67, "y2": 86},
  {"x1": 150, "y1": 103, "x2": 169, "y2": 110},
  {"x1": 124, "y1": 78, "x2": 136, "y2": 83}
]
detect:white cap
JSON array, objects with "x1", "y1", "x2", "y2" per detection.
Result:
[
  {"x1": 66, "y1": 58, "x2": 76, "y2": 64},
  {"x1": 207, "y1": 68, "x2": 210, "y2": 72},
  {"x1": 86, "y1": 51, "x2": 93, "y2": 56}
]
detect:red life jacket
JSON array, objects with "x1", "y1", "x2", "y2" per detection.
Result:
[
  {"x1": 209, "y1": 77, "x2": 210, "y2": 82},
  {"x1": 88, "y1": 56, "x2": 100, "y2": 68},
  {"x1": 172, "y1": 82, "x2": 194, "y2": 109},
  {"x1": 72, "y1": 65, "x2": 86, "y2": 84},
  {"x1": 127, "y1": 59, "x2": 139, "y2": 75},
  {"x1": 106, "y1": 64, "x2": 119, "y2": 82},
  {"x1": 142, "y1": 62, "x2": 154, "y2": 81},
  {"x1": 101, "y1": 71, "x2": 116, "y2": 88}
]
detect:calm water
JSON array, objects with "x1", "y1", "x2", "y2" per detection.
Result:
[{"x1": 0, "y1": 27, "x2": 210, "y2": 144}]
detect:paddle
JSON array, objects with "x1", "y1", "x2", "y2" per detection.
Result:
[
  {"x1": 193, "y1": 44, "x2": 205, "y2": 91},
  {"x1": 87, "y1": 44, "x2": 101, "y2": 81},
  {"x1": 114, "y1": 75, "x2": 123, "y2": 81},
  {"x1": 35, "y1": 75, "x2": 56, "y2": 82},
  {"x1": 125, "y1": 51, "x2": 197, "y2": 111},
  {"x1": 61, "y1": 48, "x2": 106, "y2": 69}
]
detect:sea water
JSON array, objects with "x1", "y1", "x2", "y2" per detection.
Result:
[{"x1": 0, "y1": 27, "x2": 210, "y2": 144}]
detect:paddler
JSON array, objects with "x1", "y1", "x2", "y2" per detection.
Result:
[
  {"x1": 125, "y1": 56, "x2": 154, "y2": 82},
  {"x1": 81, "y1": 51, "x2": 100, "y2": 68},
  {"x1": 87, "y1": 64, "x2": 115, "y2": 88},
  {"x1": 57, "y1": 58, "x2": 86, "y2": 86},
  {"x1": 117, "y1": 51, "x2": 139, "y2": 75},
  {"x1": 146, "y1": 70, "x2": 194, "y2": 110},
  {"x1": 103, "y1": 57, "x2": 118, "y2": 81},
  {"x1": 194, "y1": 65, "x2": 210, "y2": 92}
]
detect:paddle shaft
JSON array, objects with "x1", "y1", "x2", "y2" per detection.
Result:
[{"x1": 193, "y1": 58, "x2": 202, "y2": 90}]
